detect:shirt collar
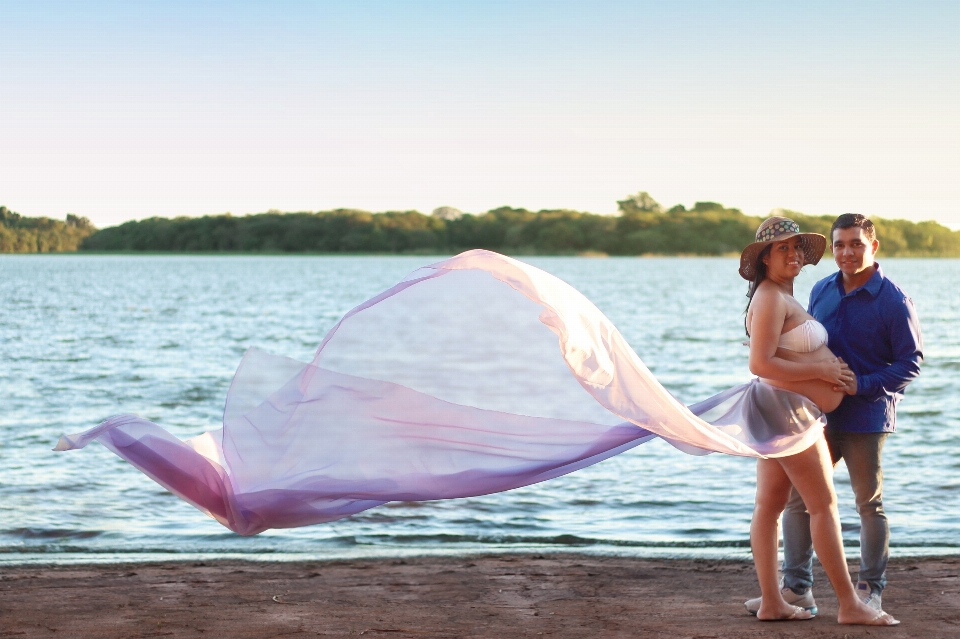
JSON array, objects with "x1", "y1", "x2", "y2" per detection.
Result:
[{"x1": 833, "y1": 261, "x2": 884, "y2": 297}]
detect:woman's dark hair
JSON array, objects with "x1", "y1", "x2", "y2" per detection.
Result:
[{"x1": 743, "y1": 244, "x2": 772, "y2": 336}]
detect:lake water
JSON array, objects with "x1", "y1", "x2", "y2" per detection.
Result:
[{"x1": 2, "y1": 255, "x2": 958, "y2": 565}]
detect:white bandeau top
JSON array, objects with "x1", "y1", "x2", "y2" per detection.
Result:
[{"x1": 778, "y1": 319, "x2": 828, "y2": 352}]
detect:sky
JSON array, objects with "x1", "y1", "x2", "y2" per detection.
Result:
[{"x1": 2, "y1": 0, "x2": 958, "y2": 229}]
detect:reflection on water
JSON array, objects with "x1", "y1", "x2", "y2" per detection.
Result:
[{"x1": 1, "y1": 255, "x2": 958, "y2": 564}]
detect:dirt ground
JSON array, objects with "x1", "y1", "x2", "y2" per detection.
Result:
[{"x1": 1, "y1": 554, "x2": 958, "y2": 638}]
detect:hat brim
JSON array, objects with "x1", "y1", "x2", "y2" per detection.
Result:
[{"x1": 739, "y1": 232, "x2": 826, "y2": 280}]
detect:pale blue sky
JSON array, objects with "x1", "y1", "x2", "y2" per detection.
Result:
[{"x1": 2, "y1": 1, "x2": 958, "y2": 227}]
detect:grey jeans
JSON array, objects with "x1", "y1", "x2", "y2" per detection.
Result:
[{"x1": 782, "y1": 430, "x2": 889, "y2": 594}]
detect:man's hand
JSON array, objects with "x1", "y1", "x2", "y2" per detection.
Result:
[{"x1": 832, "y1": 357, "x2": 858, "y2": 395}]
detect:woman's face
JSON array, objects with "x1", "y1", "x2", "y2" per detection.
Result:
[{"x1": 762, "y1": 236, "x2": 804, "y2": 279}]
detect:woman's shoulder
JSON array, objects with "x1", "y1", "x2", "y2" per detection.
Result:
[
  {"x1": 753, "y1": 280, "x2": 788, "y2": 304},
  {"x1": 755, "y1": 282, "x2": 809, "y2": 324}
]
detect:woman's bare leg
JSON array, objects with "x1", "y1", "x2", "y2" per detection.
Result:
[
  {"x1": 752, "y1": 457, "x2": 812, "y2": 620},
  {"x1": 780, "y1": 438, "x2": 897, "y2": 625}
]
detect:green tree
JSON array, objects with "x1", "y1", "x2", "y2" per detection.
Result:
[{"x1": 71, "y1": 198, "x2": 960, "y2": 257}]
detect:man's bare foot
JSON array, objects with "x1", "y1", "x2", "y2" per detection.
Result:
[
  {"x1": 838, "y1": 600, "x2": 900, "y2": 626},
  {"x1": 757, "y1": 604, "x2": 814, "y2": 621}
]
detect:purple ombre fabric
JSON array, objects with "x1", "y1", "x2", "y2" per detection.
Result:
[{"x1": 56, "y1": 250, "x2": 824, "y2": 535}]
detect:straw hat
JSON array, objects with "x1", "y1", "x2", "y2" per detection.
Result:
[{"x1": 739, "y1": 217, "x2": 826, "y2": 280}]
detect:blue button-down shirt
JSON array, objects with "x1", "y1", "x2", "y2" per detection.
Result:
[{"x1": 808, "y1": 263, "x2": 923, "y2": 433}]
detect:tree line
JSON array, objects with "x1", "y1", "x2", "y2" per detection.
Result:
[
  {"x1": 3, "y1": 195, "x2": 959, "y2": 256},
  {"x1": 0, "y1": 206, "x2": 96, "y2": 253}
]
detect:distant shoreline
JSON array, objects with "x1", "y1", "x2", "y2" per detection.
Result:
[
  {"x1": 5, "y1": 251, "x2": 960, "y2": 259},
  {"x1": 5, "y1": 199, "x2": 960, "y2": 256}
]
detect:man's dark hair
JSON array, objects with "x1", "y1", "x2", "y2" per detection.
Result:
[{"x1": 831, "y1": 213, "x2": 877, "y2": 243}]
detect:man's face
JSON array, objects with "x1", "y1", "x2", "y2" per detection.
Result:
[{"x1": 831, "y1": 226, "x2": 879, "y2": 277}]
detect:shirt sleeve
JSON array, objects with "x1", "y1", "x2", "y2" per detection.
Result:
[{"x1": 856, "y1": 294, "x2": 923, "y2": 399}]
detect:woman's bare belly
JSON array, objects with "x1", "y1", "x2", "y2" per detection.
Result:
[{"x1": 760, "y1": 344, "x2": 845, "y2": 413}]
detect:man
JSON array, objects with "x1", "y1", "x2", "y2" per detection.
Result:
[{"x1": 746, "y1": 213, "x2": 923, "y2": 616}]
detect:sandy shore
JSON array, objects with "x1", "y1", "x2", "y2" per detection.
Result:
[{"x1": 1, "y1": 554, "x2": 958, "y2": 638}]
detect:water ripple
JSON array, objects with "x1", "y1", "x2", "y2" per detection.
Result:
[{"x1": 1, "y1": 255, "x2": 958, "y2": 563}]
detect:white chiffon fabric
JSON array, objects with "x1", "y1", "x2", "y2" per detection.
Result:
[{"x1": 56, "y1": 250, "x2": 825, "y2": 536}]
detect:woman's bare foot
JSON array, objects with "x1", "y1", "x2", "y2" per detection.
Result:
[
  {"x1": 757, "y1": 603, "x2": 814, "y2": 621},
  {"x1": 838, "y1": 599, "x2": 900, "y2": 625}
]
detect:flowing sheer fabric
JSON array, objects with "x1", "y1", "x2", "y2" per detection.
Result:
[{"x1": 56, "y1": 250, "x2": 824, "y2": 535}]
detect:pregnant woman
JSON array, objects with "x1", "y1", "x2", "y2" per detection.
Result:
[
  {"x1": 57, "y1": 219, "x2": 895, "y2": 626},
  {"x1": 739, "y1": 217, "x2": 897, "y2": 625}
]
